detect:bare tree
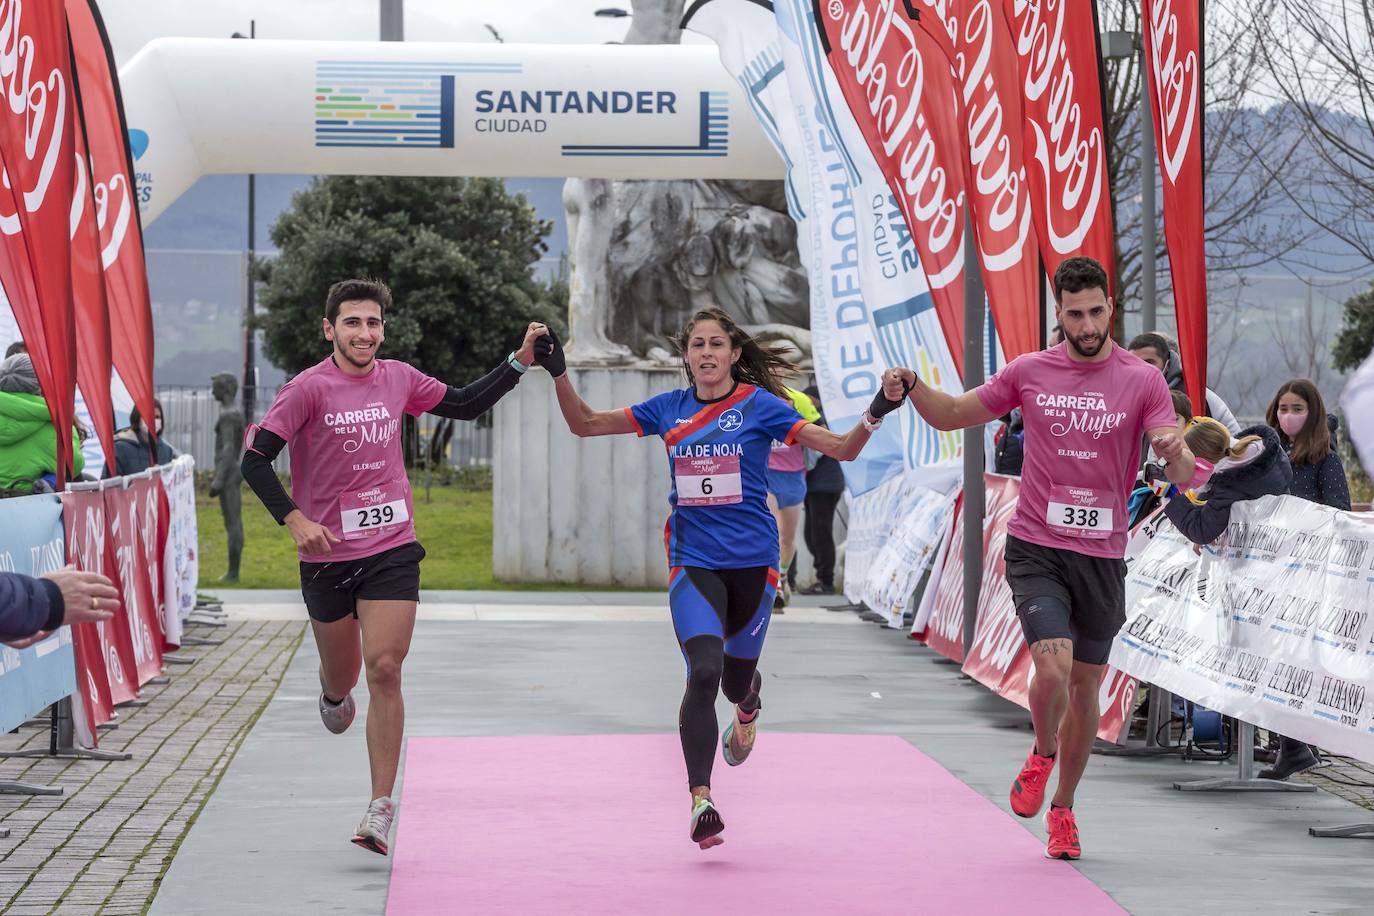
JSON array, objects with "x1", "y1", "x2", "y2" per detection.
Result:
[
  {"x1": 1099, "y1": 0, "x2": 1310, "y2": 322},
  {"x1": 1257, "y1": 0, "x2": 1374, "y2": 266},
  {"x1": 1267, "y1": 278, "x2": 1334, "y2": 385}
]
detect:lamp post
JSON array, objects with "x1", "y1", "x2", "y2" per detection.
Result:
[
  {"x1": 381, "y1": 0, "x2": 403, "y2": 41},
  {"x1": 1103, "y1": 30, "x2": 1157, "y2": 333},
  {"x1": 231, "y1": 24, "x2": 257, "y2": 423}
]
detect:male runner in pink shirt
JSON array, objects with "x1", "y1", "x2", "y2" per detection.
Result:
[
  {"x1": 885, "y1": 257, "x2": 1196, "y2": 861},
  {"x1": 241, "y1": 278, "x2": 549, "y2": 855}
]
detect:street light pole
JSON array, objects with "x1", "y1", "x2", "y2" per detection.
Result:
[
  {"x1": 233, "y1": 22, "x2": 258, "y2": 423},
  {"x1": 961, "y1": 213, "x2": 986, "y2": 657},
  {"x1": 1140, "y1": 40, "x2": 1158, "y2": 333},
  {"x1": 381, "y1": 0, "x2": 403, "y2": 41}
]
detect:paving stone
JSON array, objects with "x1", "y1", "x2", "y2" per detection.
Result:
[{"x1": 0, "y1": 620, "x2": 302, "y2": 912}]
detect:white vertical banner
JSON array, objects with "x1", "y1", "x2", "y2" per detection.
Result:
[
  {"x1": 1342, "y1": 352, "x2": 1374, "y2": 473},
  {"x1": 685, "y1": 0, "x2": 965, "y2": 497}
]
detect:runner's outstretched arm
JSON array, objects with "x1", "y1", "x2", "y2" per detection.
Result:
[
  {"x1": 426, "y1": 322, "x2": 548, "y2": 421},
  {"x1": 531, "y1": 329, "x2": 638, "y2": 437},
  {"x1": 793, "y1": 384, "x2": 908, "y2": 461},
  {"x1": 1149, "y1": 427, "x2": 1197, "y2": 487},
  {"x1": 890, "y1": 367, "x2": 998, "y2": 431}
]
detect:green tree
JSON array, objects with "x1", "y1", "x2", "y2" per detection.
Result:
[
  {"x1": 258, "y1": 176, "x2": 564, "y2": 382},
  {"x1": 1331, "y1": 280, "x2": 1374, "y2": 374}
]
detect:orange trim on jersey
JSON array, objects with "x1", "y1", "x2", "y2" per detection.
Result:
[
  {"x1": 766, "y1": 568, "x2": 781, "y2": 589},
  {"x1": 624, "y1": 406, "x2": 645, "y2": 437},
  {"x1": 663, "y1": 384, "x2": 756, "y2": 448},
  {"x1": 783, "y1": 418, "x2": 810, "y2": 446}
]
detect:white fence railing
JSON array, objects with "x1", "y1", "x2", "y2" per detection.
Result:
[{"x1": 156, "y1": 386, "x2": 493, "y2": 474}]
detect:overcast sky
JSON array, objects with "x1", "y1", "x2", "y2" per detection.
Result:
[{"x1": 100, "y1": 0, "x2": 716, "y2": 66}]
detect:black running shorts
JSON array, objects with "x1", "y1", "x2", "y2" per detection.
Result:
[
  {"x1": 1003, "y1": 534, "x2": 1127, "y2": 665},
  {"x1": 299, "y1": 541, "x2": 426, "y2": 624}
]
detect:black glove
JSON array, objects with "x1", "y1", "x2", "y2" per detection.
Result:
[
  {"x1": 867, "y1": 377, "x2": 912, "y2": 420},
  {"x1": 534, "y1": 329, "x2": 565, "y2": 378}
]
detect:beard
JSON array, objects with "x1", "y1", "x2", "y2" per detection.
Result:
[
  {"x1": 1067, "y1": 332, "x2": 1106, "y2": 359},
  {"x1": 337, "y1": 342, "x2": 377, "y2": 369}
]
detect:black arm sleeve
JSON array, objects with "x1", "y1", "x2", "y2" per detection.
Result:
[
  {"x1": 428, "y1": 362, "x2": 523, "y2": 421},
  {"x1": 240, "y1": 428, "x2": 298, "y2": 525}
]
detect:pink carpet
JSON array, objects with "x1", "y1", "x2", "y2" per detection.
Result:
[{"x1": 388, "y1": 733, "x2": 1123, "y2": 915}]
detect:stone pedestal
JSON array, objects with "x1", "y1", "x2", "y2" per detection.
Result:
[{"x1": 494, "y1": 364, "x2": 680, "y2": 587}]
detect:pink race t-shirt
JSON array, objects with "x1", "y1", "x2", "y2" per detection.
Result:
[
  {"x1": 258, "y1": 356, "x2": 446, "y2": 562},
  {"x1": 976, "y1": 342, "x2": 1175, "y2": 559}
]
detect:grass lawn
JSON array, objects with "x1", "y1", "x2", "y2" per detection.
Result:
[{"x1": 197, "y1": 477, "x2": 542, "y2": 590}]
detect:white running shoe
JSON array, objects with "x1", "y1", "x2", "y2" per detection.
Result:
[
  {"x1": 319, "y1": 671, "x2": 356, "y2": 735},
  {"x1": 352, "y1": 796, "x2": 395, "y2": 855}
]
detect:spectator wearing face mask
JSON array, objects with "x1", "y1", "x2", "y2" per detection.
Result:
[
  {"x1": 1127, "y1": 333, "x2": 1240, "y2": 436},
  {"x1": 1257, "y1": 379, "x2": 1350, "y2": 782},
  {"x1": 109, "y1": 399, "x2": 177, "y2": 477}
]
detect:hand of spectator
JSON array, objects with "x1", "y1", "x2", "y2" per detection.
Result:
[
  {"x1": 286, "y1": 510, "x2": 341, "y2": 556},
  {"x1": 41, "y1": 566, "x2": 119, "y2": 626},
  {"x1": 5, "y1": 630, "x2": 52, "y2": 649},
  {"x1": 515, "y1": 322, "x2": 549, "y2": 366}
]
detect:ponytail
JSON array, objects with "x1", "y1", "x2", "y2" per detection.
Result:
[
  {"x1": 676, "y1": 307, "x2": 794, "y2": 400},
  {"x1": 1184, "y1": 418, "x2": 1263, "y2": 464}
]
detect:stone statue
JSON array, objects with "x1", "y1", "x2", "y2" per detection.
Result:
[
  {"x1": 208, "y1": 372, "x2": 245, "y2": 583},
  {"x1": 562, "y1": 0, "x2": 811, "y2": 365}
]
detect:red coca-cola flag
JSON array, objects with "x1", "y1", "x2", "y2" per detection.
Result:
[
  {"x1": 918, "y1": 0, "x2": 1041, "y2": 359},
  {"x1": 1144, "y1": 0, "x2": 1207, "y2": 412},
  {"x1": 66, "y1": 0, "x2": 157, "y2": 441},
  {"x1": 1003, "y1": 0, "x2": 1117, "y2": 300},
  {"x1": 62, "y1": 488, "x2": 136, "y2": 709},
  {"x1": 0, "y1": 0, "x2": 80, "y2": 483},
  {"x1": 104, "y1": 483, "x2": 163, "y2": 686},
  {"x1": 69, "y1": 113, "x2": 117, "y2": 468},
  {"x1": 815, "y1": 0, "x2": 968, "y2": 377}
]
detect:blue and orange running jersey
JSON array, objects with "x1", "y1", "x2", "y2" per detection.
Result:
[{"x1": 628, "y1": 383, "x2": 808, "y2": 569}]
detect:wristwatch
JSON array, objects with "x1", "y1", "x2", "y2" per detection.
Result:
[
  {"x1": 506, "y1": 351, "x2": 529, "y2": 375},
  {"x1": 861, "y1": 411, "x2": 882, "y2": 432}
]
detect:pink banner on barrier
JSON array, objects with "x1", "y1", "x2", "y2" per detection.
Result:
[
  {"x1": 128, "y1": 475, "x2": 173, "y2": 648},
  {"x1": 62, "y1": 489, "x2": 136, "y2": 713},
  {"x1": 922, "y1": 475, "x2": 1136, "y2": 743},
  {"x1": 104, "y1": 484, "x2": 163, "y2": 686}
]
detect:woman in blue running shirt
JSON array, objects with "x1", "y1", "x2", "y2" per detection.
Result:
[{"x1": 534, "y1": 307, "x2": 905, "y2": 849}]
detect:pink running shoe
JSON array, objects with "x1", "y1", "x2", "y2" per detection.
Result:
[
  {"x1": 1044, "y1": 806, "x2": 1081, "y2": 860},
  {"x1": 1009, "y1": 747, "x2": 1056, "y2": 818}
]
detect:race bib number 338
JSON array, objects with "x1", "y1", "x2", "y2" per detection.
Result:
[
  {"x1": 674, "y1": 454, "x2": 742, "y2": 507},
  {"x1": 1046, "y1": 484, "x2": 1114, "y2": 539}
]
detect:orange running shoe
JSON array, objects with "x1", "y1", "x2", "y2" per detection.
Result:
[
  {"x1": 1044, "y1": 806, "x2": 1081, "y2": 860},
  {"x1": 1009, "y1": 747, "x2": 1056, "y2": 818}
]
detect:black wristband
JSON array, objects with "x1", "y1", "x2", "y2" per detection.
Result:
[{"x1": 867, "y1": 380, "x2": 912, "y2": 420}]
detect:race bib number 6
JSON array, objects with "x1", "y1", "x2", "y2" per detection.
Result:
[
  {"x1": 340, "y1": 485, "x2": 411, "y2": 539},
  {"x1": 674, "y1": 454, "x2": 742, "y2": 507},
  {"x1": 1046, "y1": 484, "x2": 1113, "y2": 539}
]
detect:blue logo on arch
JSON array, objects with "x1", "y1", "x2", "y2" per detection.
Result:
[
  {"x1": 127, "y1": 128, "x2": 149, "y2": 161},
  {"x1": 718, "y1": 409, "x2": 743, "y2": 433}
]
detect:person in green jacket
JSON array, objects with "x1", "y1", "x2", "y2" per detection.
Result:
[{"x1": 0, "y1": 353, "x2": 84, "y2": 494}]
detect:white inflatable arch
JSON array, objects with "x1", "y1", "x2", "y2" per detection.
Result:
[{"x1": 120, "y1": 39, "x2": 783, "y2": 224}]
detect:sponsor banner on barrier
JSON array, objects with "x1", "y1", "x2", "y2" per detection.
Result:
[
  {"x1": 104, "y1": 484, "x2": 164, "y2": 685},
  {"x1": 64, "y1": 488, "x2": 139, "y2": 707},
  {"x1": 164, "y1": 456, "x2": 199, "y2": 626},
  {"x1": 921, "y1": 489, "x2": 969, "y2": 663},
  {"x1": 63, "y1": 489, "x2": 120, "y2": 745},
  {"x1": 922, "y1": 475, "x2": 1136, "y2": 742},
  {"x1": 0, "y1": 495, "x2": 78, "y2": 735},
  {"x1": 129, "y1": 473, "x2": 172, "y2": 647},
  {"x1": 859, "y1": 483, "x2": 958, "y2": 628},
  {"x1": 1111, "y1": 495, "x2": 1374, "y2": 761}
]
